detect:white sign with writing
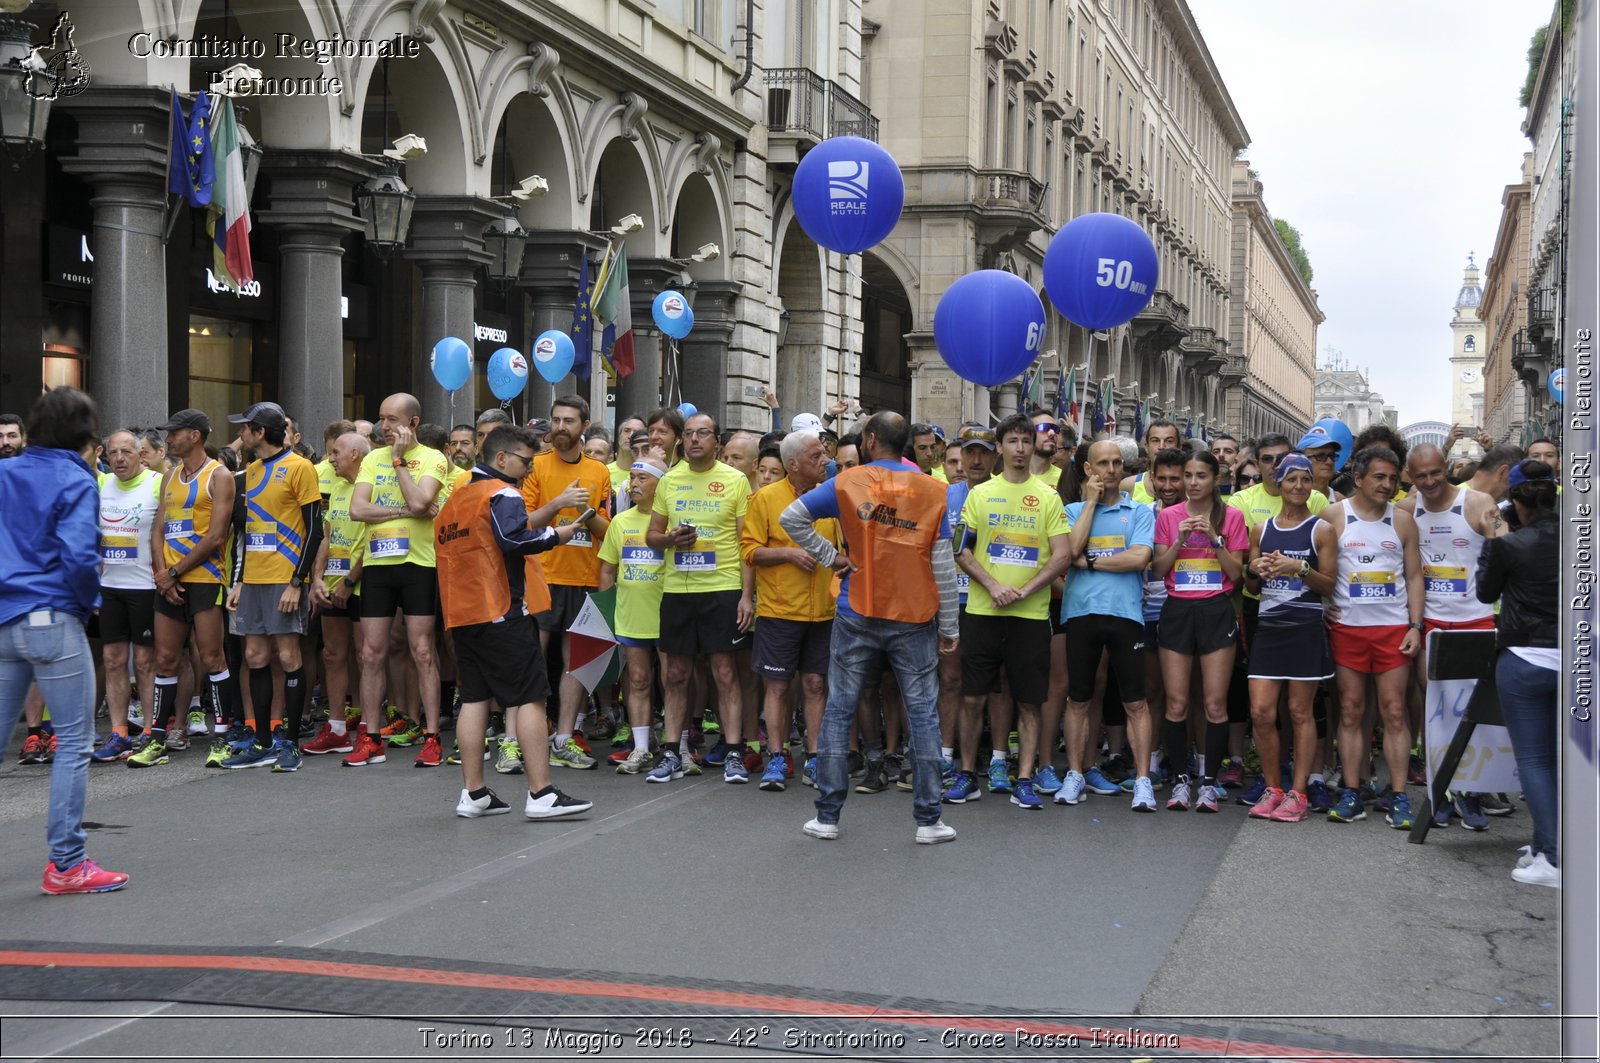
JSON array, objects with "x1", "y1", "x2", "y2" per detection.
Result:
[
  {"x1": 1424, "y1": 676, "x2": 1520, "y2": 794},
  {"x1": 474, "y1": 322, "x2": 508, "y2": 343}
]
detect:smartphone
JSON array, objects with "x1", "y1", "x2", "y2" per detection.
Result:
[
  {"x1": 572, "y1": 507, "x2": 596, "y2": 526},
  {"x1": 678, "y1": 520, "x2": 698, "y2": 538}
]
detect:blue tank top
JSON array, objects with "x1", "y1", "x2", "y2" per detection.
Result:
[{"x1": 1258, "y1": 512, "x2": 1323, "y2": 624}]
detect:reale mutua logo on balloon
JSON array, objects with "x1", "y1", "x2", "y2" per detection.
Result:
[{"x1": 535, "y1": 336, "x2": 557, "y2": 361}]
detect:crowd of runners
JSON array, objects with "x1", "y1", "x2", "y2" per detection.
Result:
[{"x1": 0, "y1": 387, "x2": 1562, "y2": 893}]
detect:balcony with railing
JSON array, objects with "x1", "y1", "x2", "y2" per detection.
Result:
[
  {"x1": 1527, "y1": 286, "x2": 1558, "y2": 344},
  {"x1": 976, "y1": 170, "x2": 1049, "y2": 212},
  {"x1": 765, "y1": 69, "x2": 879, "y2": 164},
  {"x1": 828, "y1": 81, "x2": 878, "y2": 141}
]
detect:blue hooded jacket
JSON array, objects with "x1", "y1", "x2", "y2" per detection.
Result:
[{"x1": 0, "y1": 448, "x2": 102, "y2": 627}]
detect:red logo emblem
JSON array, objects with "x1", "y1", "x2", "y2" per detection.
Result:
[
  {"x1": 1022, "y1": 494, "x2": 1040, "y2": 508},
  {"x1": 708, "y1": 481, "x2": 725, "y2": 495}
]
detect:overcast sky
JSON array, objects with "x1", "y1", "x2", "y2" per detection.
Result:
[{"x1": 1188, "y1": 0, "x2": 1544, "y2": 427}]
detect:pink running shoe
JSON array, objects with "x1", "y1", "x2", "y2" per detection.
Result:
[
  {"x1": 1270, "y1": 789, "x2": 1310, "y2": 823},
  {"x1": 42, "y1": 859, "x2": 129, "y2": 895},
  {"x1": 1248, "y1": 787, "x2": 1286, "y2": 820}
]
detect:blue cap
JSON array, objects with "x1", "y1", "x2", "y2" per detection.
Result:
[{"x1": 1508, "y1": 461, "x2": 1555, "y2": 491}]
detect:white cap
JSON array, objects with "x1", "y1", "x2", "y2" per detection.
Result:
[{"x1": 790, "y1": 412, "x2": 824, "y2": 433}]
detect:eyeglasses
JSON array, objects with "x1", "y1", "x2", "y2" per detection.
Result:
[
  {"x1": 1237, "y1": 473, "x2": 1262, "y2": 485},
  {"x1": 958, "y1": 427, "x2": 996, "y2": 443},
  {"x1": 1035, "y1": 423, "x2": 1061, "y2": 434},
  {"x1": 506, "y1": 451, "x2": 536, "y2": 468},
  {"x1": 683, "y1": 428, "x2": 717, "y2": 439},
  {"x1": 1258, "y1": 452, "x2": 1287, "y2": 466},
  {"x1": 1306, "y1": 451, "x2": 1336, "y2": 463}
]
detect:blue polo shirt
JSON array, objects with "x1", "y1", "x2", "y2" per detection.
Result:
[
  {"x1": 945, "y1": 479, "x2": 973, "y2": 603},
  {"x1": 1061, "y1": 493, "x2": 1154, "y2": 625}
]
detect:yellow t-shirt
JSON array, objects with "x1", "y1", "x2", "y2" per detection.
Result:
[
  {"x1": 322, "y1": 477, "x2": 368, "y2": 594},
  {"x1": 740, "y1": 477, "x2": 840, "y2": 622},
  {"x1": 314, "y1": 458, "x2": 337, "y2": 498},
  {"x1": 959, "y1": 476, "x2": 1069, "y2": 619},
  {"x1": 652, "y1": 460, "x2": 751, "y2": 594},
  {"x1": 932, "y1": 466, "x2": 949, "y2": 483},
  {"x1": 241, "y1": 449, "x2": 321, "y2": 585},
  {"x1": 1226, "y1": 482, "x2": 1329, "y2": 530},
  {"x1": 356, "y1": 443, "x2": 451, "y2": 568},
  {"x1": 1032, "y1": 464, "x2": 1063, "y2": 490},
  {"x1": 598, "y1": 506, "x2": 665, "y2": 640}
]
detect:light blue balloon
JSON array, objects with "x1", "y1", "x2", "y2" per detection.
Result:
[
  {"x1": 653, "y1": 290, "x2": 695, "y2": 339},
  {"x1": 932, "y1": 270, "x2": 1046, "y2": 387},
  {"x1": 531, "y1": 330, "x2": 575, "y2": 384},
  {"x1": 1550, "y1": 368, "x2": 1566, "y2": 405},
  {"x1": 676, "y1": 402, "x2": 698, "y2": 417},
  {"x1": 430, "y1": 337, "x2": 472, "y2": 392},
  {"x1": 487, "y1": 346, "x2": 529, "y2": 401}
]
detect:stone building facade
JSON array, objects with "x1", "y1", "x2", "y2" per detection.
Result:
[
  {"x1": 1480, "y1": 153, "x2": 1533, "y2": 446},
  {"x1": 1314, "y1": 354, "x2": 1394, "y2": 434}
]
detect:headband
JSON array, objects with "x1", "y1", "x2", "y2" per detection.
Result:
[{"x1": 630, "y1": 461, "x2": 666, "y2": 479}]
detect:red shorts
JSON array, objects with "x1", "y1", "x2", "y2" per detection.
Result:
[
  {"x1": 1423, "y1": 615, "x2": 1496, "y2": 634},
  {"x1": 1330, "y1": 623, "x2": 1411, "y2": 675}
]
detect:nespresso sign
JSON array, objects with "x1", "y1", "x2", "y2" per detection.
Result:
[{"x1": 45, "y1": 225, "x2": 94, "y2": 289}]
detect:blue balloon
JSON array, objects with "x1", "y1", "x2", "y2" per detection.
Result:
[
  {"x1": 652, "y1": 291, "x2": 695, "y2": 339},
  {"x1": 1043, "y1": 212, "x2": 1159, "y2": 330},
  {"x1": 791, "y1": 136, "x2": 905, "y2": 254},
  {"x1": 676, "y1": 402, "x2": 698, "y2": 417},
  {"x1": 932, "y1": 270, "x2": 1047, "y2": 388},
  {"x1": 430, "y1": 336, "x2": 472, "y2": 392},
  {"x1": 1550, "y1": 368, "x2": 1566, "y2": 405},
  {"x1": 487, "y1": 346, "x2": 529, "y2": 401},
  {"x1": 531, "y1": 330, "x2": 575, "y2": 384}
]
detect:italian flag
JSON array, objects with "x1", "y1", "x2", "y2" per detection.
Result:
[
  {"x1": 591, "y1": 246, "x2": 635, "y2": 378},
  {"x1": 206, "y1": 98, "x2": 254, "y2": 291}
]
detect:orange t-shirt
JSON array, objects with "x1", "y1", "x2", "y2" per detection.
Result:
[{"x1": 520, "y1": 450, "x2": 612, "y2": 587}]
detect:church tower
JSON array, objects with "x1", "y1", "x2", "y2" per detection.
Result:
[{"x1": 1449, "y1": 255, "x2": 1486, "y2": 429}]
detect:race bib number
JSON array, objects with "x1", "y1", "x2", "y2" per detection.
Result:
[
  {"x1": 1174, "y1": 557, "x2": 1223, "y2": 590},
  {"x1": 956, "y1": 571, "x2": 971, "y2": 595},
  {"x1": 673, "y1": 547, "x2": 717, "y2": 572},
  {"x1": 987, "y1": 533, "x2": 1039, "y2": 569},
  {"x1": 369, "y1": 531, "x2": 410, "y2": 560},
  {"x1": 1088, "y1": 535, "x2": 1125, "y2": 559},
  {"x1": 1349, "y1": 570, "x2": 1397, "y2": 599},
  {"x1": 565, "y1": 523, "x2": 593, "y2": 549},
  {"x1": 621, "y1": 545, "x2": 663, "y2": 569},
  {"x1": 325, "y1": 553, "x2": 352, "y2": 578},
  {"x1": 164, "y1": 518, "x2": 194, "y2": 542},
  {"x1": 245, "y1": 522, "x2": 275, "y2": 553},
  {"x1": 1424, "y1": 565, "x2": 1468, "y2": 596},
  {"x1": 1263, "y1": 575, "x2": 1305, "y2": 596},
  {"x1": 101, "y1": 533, "x2": 137, "y2": 564}
]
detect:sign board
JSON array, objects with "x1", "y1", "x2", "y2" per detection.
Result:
[{"x1": 1424, "y1": 675, "x2": 1520, "y2": 794}]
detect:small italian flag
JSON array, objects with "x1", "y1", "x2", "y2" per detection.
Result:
[
  {"x1": 567, "y1": 589, "x2": 621, "y2": 692},
  {"x1": 206, "y1": 98, "x2": 254, "y2": 291}
]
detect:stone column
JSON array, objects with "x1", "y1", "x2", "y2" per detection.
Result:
[
  {"x1": 618, "y1": 259, "x2": 686, "y2": 418},
  {"x1": 258, "y1": 151, "x2": 375, "y2": 438},
  {"x1": 405, "y1": 197, "x2": 500, "y2": 427},
  {"x1": 776, "y1": 308, "x2": 829, "y2": 421},
  {"x1": 519, "y1": 231, "x2": 607, "y2": 420},
  {"x1": 59, "y1": 88, "x2": 171, "y2": 431},
  {"x1": 907, "y1": 331, "x2": 963, "y2": 431},
  {"x1": 678, "y1": 281, "x2": 740, "y2": 427}
]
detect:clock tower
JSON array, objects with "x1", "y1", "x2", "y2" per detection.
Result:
[{"x1": 1449, "y1": 255, "x2": 1486, "y2": 429}]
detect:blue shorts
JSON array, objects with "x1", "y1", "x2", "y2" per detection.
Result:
[{"x1": 616, "y1": 634, "x2": 656, "y2": 648}]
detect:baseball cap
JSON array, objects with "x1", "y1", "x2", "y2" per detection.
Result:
[
  {"x1": 227, "y1": 402, "x2": 289, "y2": 432},
  {"x1": 526, "y1": 418, "x2": 552, "y2": 435},
  {"x1": 958, "y1": 425, "x2": 997, "y2": 451},
  {"x1": 1508, "y1": 461, "x2": 1555, "y2": 491},
  {"x1": 158, "y1": 408, "x2": 212, "y2": 435},
  {"x1": 790, "y1": 412, "x2": 825, "y2": 433}
]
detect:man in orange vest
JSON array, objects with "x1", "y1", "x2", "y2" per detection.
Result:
[
  {"x1": 436, "y1": 425, "x2": 591, "y2": 821},
  {"x1": 779, "y1": 411, "x2": 961, "y2": 845}
]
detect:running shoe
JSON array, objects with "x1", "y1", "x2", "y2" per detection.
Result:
[
  {"x1": 525, "y1": 786, "x2": 593, "y2": 819},
  {"x1": 226, "y1": 727, "x2": 257, "y2": 756},
  {"x1": 43, "y1": 734, "x2": 57, "y2": 762},
  {"x1": 802, "y1": 755, "x2": 818, "y2": 788},
  {"x1": 222, "y1": 742, "x2": 278, "y2": 769},
  {"x1": 549, "y1": 737, "x2": 597, "y2": 770},
  {"x1": 615, "y1": 746, "x2": 652, "y2": 775},
  {"x1": 385, "y1": 721, "x2": 424, "y2": 747},
  {"x1": 1010, "y1": 777, "x2": 1042, "y2": 810},
  {"x1": 379, "y1": 713, "x2": 413, "y2": 739},
  {"x1": 301, "y1": 723, "x2": 355, "y2": 756},
  {"x1": 341, "y1": 734, "x2": 386, "y2": 766},
  {"x1": 1328, "y1": 788, "x2": 1367, "y2": 823},
  {"x1": 645, "y1": 749, "x2": 683, "y2": 784},
  {"x1": 941, "y1": 771, "x2": 980, "y2": 804},
  {"x1": 456, "y1": 788, "x2": 511, "y2": 818},
  {"x1": 743, "y1": 747, "x2": 764, "y2": 775},
  {"x1": 204, "y1": 740, "x2": 229, "y2": 768},
  {"x1": 1121, "y1": 766, "x2": 1168, "y2": 792},
  {"x1": 883, "y1": 752, "x2": 904, "y2": 787},
  {"x1": 41, "y1": 859, "x2": 129, "y2": 895},
  {"x1": 987, "y1": 760, "x2": 1012, "y2": 795},
  {"x1": 681, "y1": 753, "x2": 703, "y2": 776},
  {"x1": 1248, "y1": 787, "x2": 1285, "y2": 820},
  {"x1": 940, "y1": 757, "x2": 955, "y2": 787},
  {"x1": 1360, "y1": 780, "x2": 1383, "y2": 806},
  {"x1": 848, "y1": 749, "x2": 865, "y2": 777},
  {"x1": 1034, "y1": 765, "x2": 1063, "y2": 795},
  {"x1": 1510, "y1": 852, "x2": 1560, "y2": 888},
  {"x1": 1373, "y1": 787, "x2": 1395, "y2": 814},
  {"x1": 1195, "y1": 783, "x2": 1220, "y2": 813},
  {"x1": 856, "y1": 756, "x2": 888, "y2": 794},
  {"x1": 1270, "y1": 789, "x2": 1310, "y2": 823},
  {"x1": 1238, "y1": 777, "x2": 1268, "y2": 806},
  {"x1": 1480, "y1": 793, "x2": 1516, "y2": 816},
  {"x1": 803, "y1": 818, "x2": 839, "y2": 840},
  {"x1": 495, "y1": 739, "x2": 525, "y2": 775},
  {"x1": 701, "y1": 715, "x2": 721, "y2": 735},
  {"x1": 611, "y1": 721, "x2": 632, "y2": 747},
  {"x1": 186, "y1": 710, "x2": 208, "y2": 736},
  {"x1": 701, "y1": 739, "x2": 731, "y2": 766},
  {"x1": 915, "y1": 821, "x2": 957, "y2": 844},
  {"x1": 1130, "y1": 776, "x2": 1157, "y2": 813},
  {"x1": 1407, "y1": 753, "x2": 1426, "y2": 786},
  {"x1": 1307, "y1": 780, "x2": 1335, "y2": 814},
  {"x1": 1433, "y1": 797, "x2": 1454, "y2": 828},
  {"x1": 1386, "y1": 791, "x2": 1414, "y2": 830},
  {"x1": 413, "y1": 735, "x2": 443, "y2": 768},
  {"x1": 164, "y1": 728, "x2": 189, "y2": 752},
  {"x1": 723, "y1": 750, "x2": 749, "y2": 784},
  {"x1": 91, "y1": 733, "x2": 135, "y2": 762},
  {"x1": 1055, "y1": 770, "x2": 1086, "y2": 805},
  {"x1": 760, "y1": 752, "x2": 788, "y2": 791},
  {"x1": 1516, "y1": 844, "x2": 1536, "y2": 869},
  {"x1": 126, "y1": 703, "x2": 145, "y2": 730},
  {"x1": 1007, "y1": 730, "x2": 1020, "y2": 757},
  {"x1": 1083, "y1": 766, "x2": 1121, "y2": 796},
  {"x1": 1453, "y1": 793, "x2": 1489, "y2": 831},
  {"x1": 1166, "y1": 776, "x2": 1192, "y2": 811},
  {"x1": 126, "y1": 739, "x2": 168, "y2": 768},
  {"x1": 1099, "y1": 753, "x2": 1132, "y2": 783},
  {"x1": 272, "y1": 740, "x2": 303, "y2": 773},
  {"x1": 1217, "y1": 757, "x2": 1245, "y2": 789}
]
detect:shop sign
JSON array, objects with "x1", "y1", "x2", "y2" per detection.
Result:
[{"x1": 45, "y1": 225, "x2": 94, "y2": 289}]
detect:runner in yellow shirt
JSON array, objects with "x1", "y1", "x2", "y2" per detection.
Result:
[
  {"x1": 303, "y1": 431, "x2": 372, "y2": 756},
  {"x1": 598, "y1": 454, "x2": 669, "y2": 775}
]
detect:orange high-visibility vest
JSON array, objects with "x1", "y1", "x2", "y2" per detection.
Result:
[
  {"x1": 436, "y1": 479, "x2": 551, "y2": 629},
  {"x1": 833, "y1": 465, "x2": 946, "y2": 623}
]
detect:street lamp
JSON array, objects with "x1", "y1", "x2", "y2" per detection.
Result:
[
  {"x1": 354, "y1": 163, "x2": 415, "y2": 259},
  {"x1": 0, "y1": 18, "x2": 53, "y2": 165},
  {"x1": 482, "y1": 210, "x2": 527, "y2": 291}
]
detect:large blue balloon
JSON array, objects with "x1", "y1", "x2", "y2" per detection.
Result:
[
  {"x1": 652, "y1": 291, "x2": 695, "y2": 340},
  {"x1": 1043, "y1": 212, "x2": 1159, "y2": 330},
  {"x1": 932, "y1": 270, "x2": 1047, "y2": 388},
  {"x1": 430, "y1": 337, "x2": 472, "y2": 392},
  {"x1": 487, "y1": 347, "x2": 529, "y2": 401},
  {"x1": 531, "y1": 330, "x2": 575, "y2": 384},
  {"x1": 791, "y1": 136, "x2": 905, "y2": 254}
]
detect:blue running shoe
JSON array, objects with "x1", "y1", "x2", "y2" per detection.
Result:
[
  {"x1": 942, "y1": 771, "x2": 980, "y2": 804},
  {"x1": 1010, "y1": 778, "x2": 1043, "y2": 810},
  {"x1": 1385, "y1": 791, "x2": 1414, "y2": 830},
  {"x1": 723, "y1": 750, "x2": 749, "y2": 784},
  {"x1": 1121, "y1": 765, "x2": 1167, "y2": 792},
  {"x1": 1055, "y1": 769, "x2": 1086, "y2": 805},
  {"x1": 222, "y1": 742, "x2": 279, "y2": 769},
  {"x1": 702, "y1": 739, "x2": 730, "y2": 766},
  {"x1": 1083, "y1": 767, "x2": 1120, "y2": 795},
  {"x1": 1453, "y1": 792, "x2": 1489, "y2": 831},
  {"x1": 1328, "y1": 787, "x2": 1367, "y2": 823},
  {"x1": 226, "y1": 726, "x2": 256, "y2": 756},
  {"x1": 271, "y1": 739, "x2": 302, "y2": 773},
  {"x1": 940, "y1": 757, "x2": 956, "y2": 786},
  {"x1": 760, "y1": 752, "x2": 787, "y2": 792},
  {"x1": 1374, "y1": 787, "x2": 1396, "y2": 814},
  {"x1": 987, "y1": 759, "x2": 1012, "y2": 794},
  {"x1": 1238, "y1": 777, "x2": 1268, "y2": 806},
  {"x1": 1359, "y1": 780, "x2": 1382, "y2": 805},
  {"x1": 801, "y1": 755, "x2": 818, "y2": 788},
  {"x1": 1033, "y1": 765, "x2": 1063, "y2": 794},
  {"x1": 91, "y1": 732, "x2": 134, "y2": 762},
  {"x1": 1433, "y1": 798, "x2": 1453, "y2": 828},
  {"x1": 1307, "y1": 780, "x2": 1335, "y2": 813},
  {"x1": 645, "y1": 749, "x2": 683, "y2": 784}
]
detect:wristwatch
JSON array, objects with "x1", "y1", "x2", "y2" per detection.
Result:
[
  {"x1": 1408, "y1": 621, "x2": 1424, "y2": 631},
  {"x1": 290, "y1": 576, "x2": 305, "y2": 589},
  {"x1": 1085, "y1": 553, "x2": 1097, "y2": 572},
  {"x1": 166, "y1": 566, "x2": 179, "y2": 581},
  {"x1": 1212, "y1": 535, "x2": 1225, "y2": 549},
  {"x1": 1298, "y1": 559, "x2": 1311, "y2": 578},
  {"x1": 392, "y1": 458, "x2": 405, "y2": 468}
]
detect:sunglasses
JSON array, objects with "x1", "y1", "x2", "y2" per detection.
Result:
[
  {"x1": 1035, "y1": 423, "x2": 1061, "y2": 434},
  {"x1": 958, "y1": 427, "x2": 996, "y2": 443},
  {"x1": 1237, "y1": 473, "x2": 1262, "y2": 485},
  {"x1": 1258, "y1": 452, "x2": 1287, "y2": 466}
]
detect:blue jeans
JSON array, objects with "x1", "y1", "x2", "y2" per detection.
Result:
[
  {"x1": 1495, "y1": 650, "x2": 1559, "y2": 866},
  {"x1": 0, "y1": 611, "x2": 96, "y2": 870},
  {"x1": 814, "y1": 609, "x2": 943, "y2": 826}
]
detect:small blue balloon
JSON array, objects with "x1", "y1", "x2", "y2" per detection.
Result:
[
  {"x1": 430, "y1": 337, "x2": 472, "y2": 392},
  {"x1": 487, "y1": 346, "x2": 529, "y2": 401},
  {"x1": 932, "y1": 270, "x2": 1047, "y2": 388},
  {"x1": 1043, "y1": 212, "x2": 1159, "y2": 330},
  {"x1": 791, "y1": 136, "x2": 905, "y2": 254},
  {"x1": 652, "y1": 291, "x2": 695, "y2": 339},
  {"x1": 676, "y1": 402, "x2": 698, "y2": 417},
  {"x1": 531, "y1": 330, "x2": 575, "y2": 384},
  {"x1": 1550, "y1": 367, "x2": 1566, "y2": 405}
]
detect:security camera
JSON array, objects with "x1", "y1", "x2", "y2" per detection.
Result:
[
  {"x1": 612, "y1": 213, "x2": 644, "y2": 236},
  {"x1": 690, "y1": 243, "x2": 720, "y2": 263},
  {"x1": 510, "y1": 175, "x2": 548, "y2": 199},
  {"x1": 383, "y1": 134, "x2": 428, "y2": 161}
]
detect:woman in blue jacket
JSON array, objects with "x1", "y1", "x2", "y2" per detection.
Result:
[{"x1": 0, "y1": 388, "x2": 128, "y2": 894}]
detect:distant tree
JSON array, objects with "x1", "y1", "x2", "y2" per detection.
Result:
[
  {"x1": 1520, "y1": 25, "x2": 1549, "y2": 109},
  {"x1": 1274, "y1": 218, "x2": 1313, "y2": 286}
]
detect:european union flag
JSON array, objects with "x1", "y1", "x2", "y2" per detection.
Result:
[
  {"x1": 184, "y1": 92, "x2": 215, "y2": 208},
  {"x1": 571, "y1": 248, "x2": 593, "y2": 382}
]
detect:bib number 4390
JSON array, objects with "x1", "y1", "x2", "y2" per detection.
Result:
[{"x1": 1095, "y1": 258, "x2": 1148, "y2": 296}]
